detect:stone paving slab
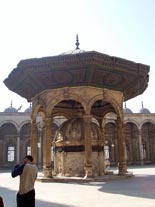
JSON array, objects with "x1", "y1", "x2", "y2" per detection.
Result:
[{"x1": 0, "y1": 166, "x2": 155, "y2": 207}]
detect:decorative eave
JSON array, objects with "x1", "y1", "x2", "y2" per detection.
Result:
[{"x1": 4, "y1": 51, "x2": 150, "y2": 102}]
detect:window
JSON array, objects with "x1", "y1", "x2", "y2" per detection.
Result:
[
  {"x1": 51, "y1": 146, "x2": 54, "y2": 161},
  {"x1": 8, "y1": 146, "x2": 15, "y2": 162},
  {"x1": 104, "y1": 145, "x2": 110, "y2": 159},
  {"x1": 27, "y1": 146, "x2": 31, "y2": 155},
  {"x1": 125, "y1": 145, "x2": 129, "y2": 161},
  {"x1": 142, "y1": 144, "x2": 146, "y2": 160}
]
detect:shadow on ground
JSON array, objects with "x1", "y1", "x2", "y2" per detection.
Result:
[
  {"x1": 78, "y1": 173, "x2": 155, "y2": 200},
  {"x1": 98, "y1": 174, "x2": 155, "y2": 199},
  {"x1": 0, "y1": 186, "x2": 76, "y2": 207}
]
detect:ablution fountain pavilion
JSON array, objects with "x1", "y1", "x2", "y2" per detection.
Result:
[{"x1": 4, "y1": 36, "x2": 150, "y2": 179}]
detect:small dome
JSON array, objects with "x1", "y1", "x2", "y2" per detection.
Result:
[
  {"x1": 138, "y1": 102, "x2": 150, "y2": 114},
  {"x1": 60, "y1": 49, "x2": 85, "y2": 55},
  {"x1": 123, "y1": 108, "x2": 133, "y2": 114},
  {"x1": 4, "y1": 103, "x2": 18, "y2": 113},
  {"x1": 24, "y1": 107, "x2": 32, "y2": 113},
  {"x1": 60, "y1": 34, "x2": 85, "y2": 55},
  {"x1": 123, "y1": 103, "x2": 133, "y2": 114},
  {"x1": 139, "y1": 108, "x2": 150, "y2": 114},
  {"x1": 24, "y1": 103, "x2": 32, "y2": 113}
]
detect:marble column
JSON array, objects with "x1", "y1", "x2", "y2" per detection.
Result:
[
  {"x1": 16, "y1": 132, "x2": 20, "y2": 163},
  {"x1": 138, "y1": 131, "x2": 144, "y2": 165},
  {"x1": 83, "y1": 114, "x2": 93, "y2": 178},
  {"x1": 43, "y1": 117, "x2": 52, "y2": 178},
  {"x1": 30, "y1": 121, "x2": 38, "y2": 164},
  {"x1": 37, "y1": 124, "x2": 43, "y2": 167},
  {"x1": 99, "y1": 126, "x2": 105, "y2": 174},
  {"x1": 117, "y1": 117, "x2": 127, "y2": 175}
]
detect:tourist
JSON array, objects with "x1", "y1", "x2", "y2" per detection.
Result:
[{"x1": 11, "y1": 155, "x2": 38, "y2": 207}]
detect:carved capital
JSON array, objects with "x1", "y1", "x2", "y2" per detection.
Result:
[
  {"x1": 83, "y1": 114, "x2": 92, "y2": 122},
  {"x1": 45, "y1": 117, "x2": 52, "y2": 127}
]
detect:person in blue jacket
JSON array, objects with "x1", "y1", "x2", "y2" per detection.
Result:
[{"x1": 11, "y1": 155, "x2": 38, "y2": 207}]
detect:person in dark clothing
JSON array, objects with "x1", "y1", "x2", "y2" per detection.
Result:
[
  {"x1": 11, "y1": 155, "x2": 38, "y2": 207},
  {"x1": 0, "y1": 196, "x2": 4, "y2": 207}
]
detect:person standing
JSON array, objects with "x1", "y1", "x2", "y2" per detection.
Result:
[{"x1": 11, "y1": 155, "x2": 38, "y2": 207}]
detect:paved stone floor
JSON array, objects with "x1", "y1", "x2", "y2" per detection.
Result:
[{"x1": 0, "y1": 165, "x2": 155, "y2": 207}]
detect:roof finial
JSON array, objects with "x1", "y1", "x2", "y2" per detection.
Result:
[
  {"x1": 141, "y1": 101, "x2": 144, "y2": 108},
  {"x1": 75, "y1": 34, "x2": 80, "y2": 50}
]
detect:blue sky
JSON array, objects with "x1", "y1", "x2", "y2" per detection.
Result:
[{"x1": 0, "y1": 0, "x2": 154, "y2": 112}]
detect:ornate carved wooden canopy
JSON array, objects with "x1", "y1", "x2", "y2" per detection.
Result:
[{"x1": 4, "y1": 51, "x2": 150, "y2": 102}]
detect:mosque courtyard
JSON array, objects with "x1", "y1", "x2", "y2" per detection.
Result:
[{"x1": 0, "y1": 165, "x2": 155, "y2": 207}]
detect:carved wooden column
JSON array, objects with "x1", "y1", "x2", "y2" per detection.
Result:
[
  {"x1": 138, "y1": 131, "x2": 144, "y2": 165},
  {"x1": 117, "y1": 117, "x2": 127, "y2": 175},
  {"x1": 43, "y1": 117, "x2": 52, "y2": 178},
  {"x1": 83, "y1": 114, "x2": 93, "y2": 178},
  {"x1": 30, "y1": 121, "x2": 37, "y2": 164}
]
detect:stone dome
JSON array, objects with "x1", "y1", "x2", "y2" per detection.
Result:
[
  {"x1": 24, "y1": 103, "x2": 32, "y2": 113},
  {"x1": 24, "y1": 107, "x2": 32, "y2": 113},
  {"x1": 139, "y1": 102, "x2": 150, "y2": 114},
  {"x1": 123, "y1": 103, "x2": 133, "y2": 114},
  {"x1": 139, "y1": 107, "x2": 150, "y2": 114},
  {"x1": 4, "y1": 104, "x2": 18, "y2": 113},
  {"x1": 55, "y1": 117, "x2": 101, "y2": 142},
  {"x1": 123, "y1": 107, "x2": 133, "y2": 114}
]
